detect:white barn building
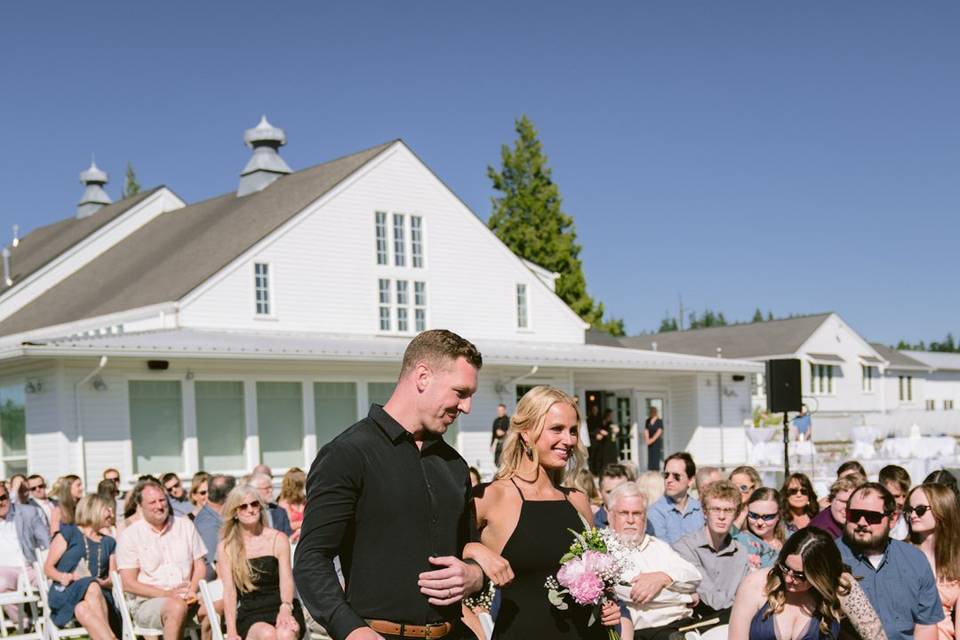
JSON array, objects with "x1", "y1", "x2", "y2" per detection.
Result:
[{"x1": 0, "y1": 118, "x2": 759, "y2": 485}]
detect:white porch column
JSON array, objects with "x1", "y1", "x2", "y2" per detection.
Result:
[
  {"x1": 302, "y1": 381, "x2": 317, "y2": 468},
  {"x1": 182, "y1": 379, "x2": 198, "y2": 475},
  {"x1": 244, "y1": 379, "x2": 260, "y2": 471}
]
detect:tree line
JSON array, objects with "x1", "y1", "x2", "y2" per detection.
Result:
[{"x1": 895, "y1": 333, "x2": 959, "y2": 353}]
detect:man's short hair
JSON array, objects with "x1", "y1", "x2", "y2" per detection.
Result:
[
  {"x1": 161, "y1": 472, "x2": 179, "y2": 486},
  {"x1": 829, "y1": 474, "x2": 865, "y2": 500},
  {"x1": 695, "y1": 466, "x2": 720, "y2": 488},
  {"x1": 103, "y1": 468, "x2": 120, "y2": 479},
  {"x1": 850, "y1": 482, "x2": 897, "y2": 515},
  {"x1": 836, "y1": 460, "x2": 866, "y2": 478},
  {"x1": 664, "y1": 451, "x2": 696, "y2": 478},
  {"x1": 701, "y1": 480, "x2": 740, "y2": 506},
  {"x1": 400, "y1": 329, "x2": 482, "y2": 377},
  {"x1": 27, "y1": 474, "x2": 44, "y2": 484},
  {"x1": 207, "y1": 475, "x2": 237, "y2": 506},
  {"x1": 601, "y1": 463, "x2": 635, "y2": 482},
  {"x1": 607, "y1": 482, "x2": 647, "y2": 511},
  {"x1": 878, "y1": 465, "x2": 911, "y2": 493},
  {"x1": 134, "y1": 479, "x2": 164, "y2": 505}
]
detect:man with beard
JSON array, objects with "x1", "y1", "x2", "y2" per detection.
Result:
[
  {"x1": 605, "y1": 482, "x2": 701, "y2": 640},
  {"x1": 837, "y1": 482, "x2": 943, "y2": 640},
  {"x1": 294, "y1": 330, "x2": 486, "y2": 640}
]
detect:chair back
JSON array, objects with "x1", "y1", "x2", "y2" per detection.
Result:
[{"x1": 198, "y1": 580, "x2": 224, "y2": 640}]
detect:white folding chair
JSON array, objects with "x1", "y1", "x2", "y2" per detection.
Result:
[
  {"x1": 32, "y1": 562, "x2": 84, "y2": 640},
  {"x1": 0, "y1": 560, "x2": 41, "y2": 640},
  {"x1": 111, "y1": 572, "x2": 163, "y2": 640},
  {"x1": 197, "y1": 581, "x2": 223, "y2": 640},
  {"x1": 32, "y1": 551, "x2": 47, "y2": 569}
]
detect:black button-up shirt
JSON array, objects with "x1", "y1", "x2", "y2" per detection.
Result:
[{"x1": 294, "y1": 405, "x2": 474, "y2": 640}]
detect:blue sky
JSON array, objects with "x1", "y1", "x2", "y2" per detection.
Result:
[{"x1": 2, "y1": 2, "x2": 958, "y2": 345}]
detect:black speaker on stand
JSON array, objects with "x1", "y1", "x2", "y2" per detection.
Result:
[{"x1": 765, "y1": 359, "x2": 802, "y2": 476}]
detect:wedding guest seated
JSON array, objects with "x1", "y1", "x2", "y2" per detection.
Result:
[
  {"x1": 249, "y1": 473, "x2": 292, "y2": 536},
  {"x1": 879, "y1": 465, "x2": 911, "y2": 541},
  {"x1": 219, "y1": 485, "x2": 304, "y2": 640},
  {"x1": 729, "y1": 466, "x2": 761, "y2": 532},
  {"x1": 728, "y1": 527, "x2": 887, "y2": 640},
  {"x1": 649, "y1": 452, "x2": 703, "y2": 544},
  {"x1": 809, "y1": 475, "x2": 863, "y2": 540},
  {"x1": 906, "y1": 482, "x2": 960, "y2": 640},
  {"x1": 0, "y1": 481, "x2": 50, "y2": 599},
  {"x1": 734, "y1": 488, "x2": 786, "y2": 569},
  {"x1": 781, "y1": 473, "x2": 818, "y2": 534},
  {"x1": 189, "y1": 472, "x2": 210, "y2": 519},
  {"x1": 837, "y1": 482, "x2": 943, "y2": 640},
  {"x1": 117, "y1": 480, "x2": 207, "y2": 640},
  {"x1": 277, "y1": 468, "x2": 306, "y2": 543},
  {"x1": 606, "y1": 482, "x2": 701, "y2": 640},
  {"x1": 161, "y1": 473, "x2": 194, "y2": 518},
  {"x1": 565, "y1": 468, "x2": 602, "y2": 516},
  {"x1": 195, "y1": 475, "x2": 235, "y2": 580},
  {"x1": 673, "y1": 480, "x2": 749, "y2": 627},
  {"x1": 51, "y1": 475, "x2": 83, "y2": 534},
  {"x1": 44, "y1": 495, "x2": 119, "y2": 640},
  {"x1": 27, "y1": 474, "x2": 55, "y2": 525},
  {"x1": 821, "y1": 461, "x2": 867, "y2": 509},
  {"x1": 594, "y1": 463, "x2": 635, "y2": 527},
  {"x1": 694, "y1": 466, "x2": 723, "y2": 497}
]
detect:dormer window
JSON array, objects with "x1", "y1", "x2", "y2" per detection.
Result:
[{"x1": 254, "y1": 263, "x2": 271, "y2": 315}]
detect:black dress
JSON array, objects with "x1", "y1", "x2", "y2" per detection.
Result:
[
  {"x1": 235, "y1": 556, "x2": 305, "y2": 639},
  {"x1": 645, "y1": 418, "x2": 663, "y2": 471},
  {"x1": 492, "y1": 480, "x2": 605, "y2": 639}
]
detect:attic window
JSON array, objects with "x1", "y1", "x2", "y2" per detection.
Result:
[
  {"x1": 254, "y1": 263, "x2": 271, "y2": 315},
  {"x1": 516, "y1": 283, "x2": 528, "y2": 329}
]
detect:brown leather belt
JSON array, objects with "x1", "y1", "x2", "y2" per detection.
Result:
[{"x1": 366, "y1": 619, "x2": 453, "y2": 638}]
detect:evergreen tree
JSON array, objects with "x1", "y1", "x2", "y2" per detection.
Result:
[
  {"x1": 123, "y1": 162, "x2": 141, "y2": 198},
  {"x1": 488, "y1": 115, "x2": 623, "y2": 335},
  {"x1": 767, "y1": 310, "x2": 774, "y2": 321},
  {"x1": 752, "y1": 308, "x2": 764, "y2": 323},
  {"x1": 658, "y1": 314, "x2": 678, "y2": 333}
]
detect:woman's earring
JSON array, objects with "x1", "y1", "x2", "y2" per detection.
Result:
[{"x1": 522, "y1": 439, "x2": 534, "y2": 460}]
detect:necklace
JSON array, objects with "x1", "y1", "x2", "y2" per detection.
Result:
[
  {"x1": 82, "y1": 533, "x2": 102, "y2": 578},
  {"x1": 513, "y1": 467, "x2": 540, "y2": 484}
]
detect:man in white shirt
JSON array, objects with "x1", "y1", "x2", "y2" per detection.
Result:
[{"x1": 607, "y1": 482, "x2": 702, "y2": 640}]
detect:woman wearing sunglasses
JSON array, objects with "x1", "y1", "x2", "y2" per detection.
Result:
[
  {"x1": 729, "y1": 466, "x2": 762, "y2": 531},
  {"x1": 907, "y1": 483, "x2": 960, "y2": 640},
  {"x1": 735, "y1": 488, "x2": 786, "y2": 569},
  {"x1": 218, "y1": 485, "x2": 304, "y2": 640},
  {"x1": 189, "y1": 472, "x2": 211, "y2": 518},
  {"x1": 729, "y1": 527, "x2": 887, "y2": 639},
  {"x1": 780, "y1": 473, "x2": 819, "y2": 534}
]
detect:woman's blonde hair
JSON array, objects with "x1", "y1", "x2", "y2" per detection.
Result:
[
  {"x1": 54, "y1": 474, "x2": 81, "y2": 525},
  {"x1": 565, "y1": 468, "x2": 601, "y2": 506},
  {"x1": 495, "y1": 386, "x2": 585, "y2": 485},
  {"x1": 764, "y1": 528, "x2": 849, "y2": 635},
  {"x1": 278, "y1": 468, "x2": 306, "y2": 505},
  {"x1": 636, "y1": 471, "x2": 666, "y2": 507},
  {"x1": 75, "y1": 494, "x2": 114, "y2": 532},
  {"x1": 220, "y1": 485, "x2": 270, "y2": 593}
]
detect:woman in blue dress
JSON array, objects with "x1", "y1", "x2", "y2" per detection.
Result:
[{"x1": 44, "y1": 494, "x2": 119, "y2": 640}]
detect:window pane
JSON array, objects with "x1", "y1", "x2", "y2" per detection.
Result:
[
  {"x1": 0, "y1": 384, "x2": 26, "y2": 457},
  {"x1": 314, "y1": 382, "x2": 357, "y2": 448},
  {"x1": 516, "y1": 283, "x2": 528, "y2": 329},
  {"x1": 393, "y1": 214, "x2": 406, "y2": 266},
  {"x1": 368, "y1": 382, "x2": 395, "y2": 407},
  {"x1": 195, "y1": 381, "x2": 246, "y2": 471},
  {"x1": 397, "y1": 307, "x2": 408, "y2": 332},
  {"x1": 415, "y1": 308, "x2": 426, "y2": 332},
  {"x1": 414, "y1": 281, "x2": 426, "y2": 307},
  {"x1": 254, "y1": 263, "x2": 270, "y2": 315},
  {"x1": 375, "y1": 211, "x2": 388, "y2": 265},
  {"x1": 396, "y1": 280, "x2": 409, "y2": 305},
  {"x1": 129, "y1": 381, "x2": 183, "y2": 475},
  {"x1": 257, "y1": 382, "x2": 303, "y2": 469},
  {"x1": 411, "y1": 216, "x2": 424, "y2": 268}
]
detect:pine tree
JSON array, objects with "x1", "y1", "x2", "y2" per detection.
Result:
[
  {"x1": 658, "y1": 314, "x2": 678, "y2": 332},
  {"x1": 488, "y1": 115, "x2": 624, "y2": 335},
  {"x1": 767, "y1": 311, "x2": 774, "y2": 321},
  {"x1": 123, "y1": 162, "x2": 141, "y2": 198},
  {"x1": 752, "y1": 308, "x2": 764, "y2": 323}
]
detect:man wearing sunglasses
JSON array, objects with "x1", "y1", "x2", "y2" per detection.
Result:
[
  {"x1": 26, "y1": 474, "x2": 55, "y2": 524},
  {"x1": 161, "y1": 473, "x2": 194, "y2": 518},
  {"x1": 0, "y1": 482, "x2": 50, "y2": 576},
  {"x1": 836, "y1": 482, "x2": 943, "y2": 640},
  {"x1": 647, "y1": 452, "x2": 704, "y2": 545}
]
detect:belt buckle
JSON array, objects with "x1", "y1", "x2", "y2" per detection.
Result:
[{"x1": 424, "y1": 622, "x2": 447, "y2": 637}]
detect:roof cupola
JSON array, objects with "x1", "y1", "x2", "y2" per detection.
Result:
[
  {"x1": 237, "y1": 115, "x2": 292, "y2": 197},
  {"x1": 76, "y1": 159, "x2": 112, "y2": 218}
]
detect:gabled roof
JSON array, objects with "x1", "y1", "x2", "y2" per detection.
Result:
[
  {"x1": 1, "y1": 188, "x2": 160, "y2": 293},
  {"x1": 869, "y1": 343, "x2": 929, "y2": 371},
  {"x1": 901, "y1": 350, "x2": 960, "y2": 372},
  {"x1": 616, "y1": 313, "x2": 833, "y2": 359},
  {"x1": 0, "y1": 141, "x2": 396, "y2": 337}
]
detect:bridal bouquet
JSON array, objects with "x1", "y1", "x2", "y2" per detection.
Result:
[{"x1": 545, "y1": 527, "x2": 626, "y2": 640}]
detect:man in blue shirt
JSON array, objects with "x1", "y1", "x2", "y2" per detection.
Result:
[
  {"x1": 194, "y1": 474, "x2": 236, "y2": 579},
  {"x1": 836, "y1": 482, "x2": 943, "y2": 640},
  {"x1": 647, "y1": 452, "x2": 704, "y2": 544}
]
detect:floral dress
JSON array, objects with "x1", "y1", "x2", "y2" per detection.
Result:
[{"x1": 733, "y1": 529, "x2": 779, "y2": 569}]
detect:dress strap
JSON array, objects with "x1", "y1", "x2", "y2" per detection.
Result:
[{"x1": 508, "y1": 478, "x2": 527, "y2": 502}]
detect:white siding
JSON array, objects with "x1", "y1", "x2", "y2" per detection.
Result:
[{"x1": 179, "y1": 145, "x2": 585, "y2": 343}]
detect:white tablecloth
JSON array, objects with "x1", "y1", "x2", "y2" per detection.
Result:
[
  {"x1": 879, "y1": 436, "x2": 956, "y2": 460},
  {"x1": 850, "y1": 426, "x2": 879, "y2": 459}
]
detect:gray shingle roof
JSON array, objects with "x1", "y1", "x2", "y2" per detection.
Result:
[
  {"x1": 1, "y1": 188, "x2": 160, "y2": 293},
  {"x1": 616, "y1": 313, "x2": 833, "y2": 359},
  {"x1": 0, "y1": 141, "x2": 396, "y2": 337},
  {"x1": 898, "y1": 350, "x2": 960, "y2": 371},
  {"x1": 869, "y1": 343, "x2": 930, "y2": 371}
]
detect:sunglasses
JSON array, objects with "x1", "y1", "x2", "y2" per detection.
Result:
[
  {"x1": 0, "y1": 495, "x2": 8, "y2": 504},
  {"x1": 845, "y1": 509, "x2": 889, "y2": 525},
  {"x1": 662, "y1": 472, "x2": 684, "y2": 482},
  {"x1": 29, "y1": 484, "x2": 46, "y2": 491},
  {"x1": 748, "y1": 511, "x2": 779, "y2": 522},
  {"x1": 164, "y1": 482, "x2": 181, "y2": 492},
  {"x1": 194, "y1": 490, "x2": 208, "y2": 496},
  {"x1": 787, "y1": 488, "x2": 809, "y2": 496},
  {"x1": 904, "y1": 505, "x2": 933, "y2": 519},
  {"x1": 238, "y1": 501, "x2": 261, "y2": 512},
  {"x1": 778, "y1": 562, "x2": 807, "y2": 582}
]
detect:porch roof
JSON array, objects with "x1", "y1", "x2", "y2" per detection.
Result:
[{"x1": 5, "y1": 328, "x2": 763, "y2": 373}]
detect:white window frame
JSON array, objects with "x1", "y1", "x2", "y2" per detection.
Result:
[
  {"x1": 946, "y1": 399, "x2": 955, "y2": 411},
  {"x1": 861, "y1": 364, "x2": 874, "y2": 393},
  {"x1": 926, "y1": 399, "x2": 936, "y2": 411},
  {"x1": 411, "y1": 215, "x2": 424, "y2": 268},
  {"x1": 414, "y1": 281, "x2": 427, "y2": 332},
  {"x1": 378, "y1": 279, "x2": 392, "y2": 331},
  {"x1": 393, "y1": 214, "x2": 406, "y2": 267},
  {"x1": 375, "y1": 211, "x2": 389, "y2": 265},
  {"x1": 516, "y1": 283, "x2": 529, "y2": 329},
  {"x1": 810, "y1": 363, "x2": 835, "y2": 395},
  {"x1": 396, "y1": 280, "x2": 410, "y2": 333},
  {"x1": 0, "y1": 380, "x2": 27, "y2": 478},
  {"x1": 253, "y1": 262, "x2": 274, "y2": 317}
]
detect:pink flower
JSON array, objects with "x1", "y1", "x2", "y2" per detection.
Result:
[
  {"x1": 557, "y1": 558, "x2": 586, "y2": 585},
  {"x1": 557, "y1": 555, "x2": 607, "y2": 605},
  {"x1": 566, "y1": 573, "x2": 605, "y2": 605}
]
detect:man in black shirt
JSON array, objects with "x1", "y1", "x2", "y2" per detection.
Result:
[
  {"x1": 490, "y1": 403, "x2": 509, "y2": 467},
  {"x1": 295, "y1": 330, "x2": 487, "y2": 640}
]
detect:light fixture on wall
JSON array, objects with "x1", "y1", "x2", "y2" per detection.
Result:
[
  {"x1": 24, "y1": 379, "x2": 43, "y2": 394},
  {"x1": 91, "y1": 375, "x2": 108, "y2": 392},
  {"x1": 185, "y1": 370, "x2": 195, "y2": 380}
]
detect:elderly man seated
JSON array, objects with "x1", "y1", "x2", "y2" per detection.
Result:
[
  {"x1": 606, "y1": 482, "x2": 702, "y2": 640},
  {"x1": 117, "y1": 479, "x2": 207, "y2": 640}
]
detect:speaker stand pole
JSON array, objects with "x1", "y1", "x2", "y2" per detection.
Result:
[{"x1": 783, "y1": 411, "x2": 790, "y2": 478}]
